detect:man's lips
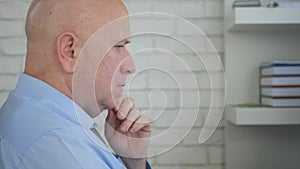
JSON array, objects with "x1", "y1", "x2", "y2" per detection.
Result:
[{"x1": 118, "y1": 84, "x2": 126, "y2": 87}]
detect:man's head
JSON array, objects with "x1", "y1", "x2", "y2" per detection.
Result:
[{"x1": 24, "y1": 0, "x2": 135, "y2": 117}]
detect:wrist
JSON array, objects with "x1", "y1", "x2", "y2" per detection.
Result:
[{"x1": 121, "y1": 157, "x2": 146, "y2": 169}]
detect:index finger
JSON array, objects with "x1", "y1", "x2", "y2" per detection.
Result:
[{"x1": 116, "y1": 97, "x2": 135, "y2": 120}]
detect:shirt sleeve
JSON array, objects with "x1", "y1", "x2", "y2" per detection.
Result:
[
  {"x1": 115, "y1": 155, "x2": 152, "y2": 169},
  {"x1": 146, "y1": 161, "x2": 152, "y2": 169}
]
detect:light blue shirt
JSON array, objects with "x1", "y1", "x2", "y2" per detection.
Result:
[{"x1": 0, "y1": 73, "x2": 130, "y2": 169}]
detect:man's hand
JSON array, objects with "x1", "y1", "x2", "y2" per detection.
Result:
[{"x1": 105, "y1": 97, "x2": 151, "y2": 169}]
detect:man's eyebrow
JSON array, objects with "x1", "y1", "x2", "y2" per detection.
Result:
[
  {"x1": 115, "y1": 39, "x2": 131, "y2": 45},
  {"x1": 124, "y1": 39, "x2": 131, "y2": 44}
]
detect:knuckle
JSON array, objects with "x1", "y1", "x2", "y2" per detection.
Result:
[
  {"x1": 123, "y1": 119, "x2": 132, "y2": 126},
  {"x1": 128, "y1": 108, "x2": 140, "y2": 121},
  {"x1": 139, "y1": 115, "x2": 151, "y2": 124},
  {"x1": 132, "y1": 107, "x2": 141, "y2": 114},
  {"x1": 126, "y1": 97, "x2": 135, "y2": 105}
]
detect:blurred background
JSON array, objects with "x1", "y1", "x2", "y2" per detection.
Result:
[
  {"x1": 1, "y1": 0, "x2": 300, "y2": 169},
  {"x1": 0, "y1": 1, "x2": 225, "y2": 168}
]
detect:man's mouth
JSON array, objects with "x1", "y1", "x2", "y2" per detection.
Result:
[{"x1": 118, "y1": 84, "x2": 126, "y2": 87}]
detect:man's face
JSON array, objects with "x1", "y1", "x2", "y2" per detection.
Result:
[
  {"x1": 95, "y1": 39, "x2": 135, "y2": 110},
  {"x1": 70, "y1": 0, "x2": 132, "y2": 116}
]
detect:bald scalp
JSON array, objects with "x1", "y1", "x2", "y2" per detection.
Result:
[
  {"x1": 26, "y1": 0, "x2": 127, "y2": 45},
  {"x1": 24, "y1": 0, "x2": 128, "y2": 75}
]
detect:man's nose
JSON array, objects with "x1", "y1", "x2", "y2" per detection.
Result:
[{"x1": 120, "y1": 54, "x2": 136, "y2": 74}]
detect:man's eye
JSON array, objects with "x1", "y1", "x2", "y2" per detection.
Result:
[{"x1": 115, "y1": 45, "x2": 124, "y2": 49}]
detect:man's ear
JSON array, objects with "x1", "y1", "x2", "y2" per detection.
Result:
[{"x1": 56, "y1": 33, "x2": 79, "y2": 74}]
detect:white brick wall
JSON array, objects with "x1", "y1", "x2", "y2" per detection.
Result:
[
  {"x1": 208, "y1": 146, "x2": 224, "y2": 164},
  {"x1": 205, "y1": 0, "x2": 224, "y2": 18},
  {"x1": 0, "y1": 57, "x2": 23, "y2": 74},
  {"x1": 0, "y1": 75, "x2": 18, "y2": 91},
  {"x1": 156, "y1": 146, "x2": 208, "y2": 165},
  {"x1": 176, "y1": 19, "x2": 223, "y2": 36},
  {"x1": 0, "y1": 37, "x2": 26, "y2": 55},
  {"x1": 151, "y1": 108, "x2": 204, "y2": 128},
  {"x1": 0, "y1": 20, "x2": 25, "y2": 37},
  {"x1": 153, "y1": 1, "x2": 205, "y2": 18},
  {"x1": 124, "y1": 1, "x2": 225, "y2": 168},
  {"x1": 0, "y1": 0, "x2": 28, "y2": 108},
  {"x1": 0, "y1": 2, "x2": 30, "y2": 19},
  {"x1": 0, "y1": 0, "x2": 225, "y2": 168},
  {"x1": 0, "y1": 91, "x2": 10, "y2": 107}
]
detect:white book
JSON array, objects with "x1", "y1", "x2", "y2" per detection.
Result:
[
  {"x1": 278, "y1": 2, "x2": 300, "y2": 7},
  {"x1": 261, "y1": 67, "x2": 300, "y2": 76},
  {"x1": 261, "y1": 77, "x2": 300, "y2": 86},
  {"x1": 262, "y1": 97, "x2": 300, "y2": 107},
  {"x1": 261, "y1": 61, "x2": 300, "y2": 67},
  {"x1": 261, "y1": 87, "x2": 300, "y2": 97},
  {"x1": 260, "y1": 61, "x2": 300, "y2": 76}
]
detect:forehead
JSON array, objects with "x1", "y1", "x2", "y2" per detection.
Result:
[
  {"x1": 80, "y1": 16, "x2": 130, "y2": 59},
  {"x1": 94, "y1": 15, "x2": 130, "y2": 44}
]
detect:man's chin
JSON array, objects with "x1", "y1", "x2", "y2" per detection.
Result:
[
  {"x1": 98, "y1": 97, "x2": 122, "y2": 111},
  {"x1": 112, "y1": 95, "x2": 123, "y2": 110}
]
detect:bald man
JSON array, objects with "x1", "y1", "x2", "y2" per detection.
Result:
[{"x1": 0, "y1": 0, "x2": 151, "y2": 169}]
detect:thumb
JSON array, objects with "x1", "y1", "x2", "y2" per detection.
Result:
[{"x1": 106, "y1": 109, "x2": 117, "y2": 124}]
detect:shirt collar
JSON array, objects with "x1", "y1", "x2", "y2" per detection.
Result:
[{"x1": 14, "y1": 73, "x2": 96, "y2": 129}]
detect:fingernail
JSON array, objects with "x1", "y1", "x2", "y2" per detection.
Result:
[{"x1": 119, "y1": 112, "x2": 125, "y2": 118}]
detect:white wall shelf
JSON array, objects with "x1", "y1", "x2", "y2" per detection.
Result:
[
  {"x1": 226, "y1": 107, "x2": 300, "y2": 125},
  {"x1": 224, "y1": 2, "x2": 300, "y2": 169},
  {"x1": 225, "y1": 7, "x2": 300, "y2": 31}
]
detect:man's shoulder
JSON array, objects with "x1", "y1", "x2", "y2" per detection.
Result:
[
  {"x1": 0, "y1": 98, "x2": 124, "y2": 169},
  {"x1": 0, "y1": 94, "x2": 80, "y2": 154}
]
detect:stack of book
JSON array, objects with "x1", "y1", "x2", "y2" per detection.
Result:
[{"x1": 260, "y1": 61, "x2": 300, "y2": 107}]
